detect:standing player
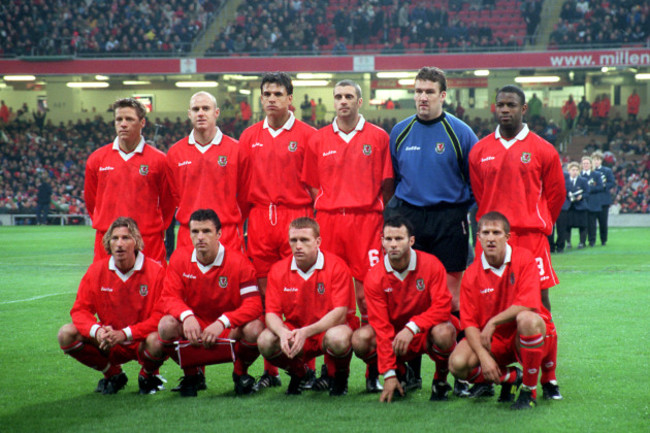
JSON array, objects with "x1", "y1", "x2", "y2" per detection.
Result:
[
  {"x1": 239, "y1": 72, "x2": 317, "y2": 388},
  {"x1": 388, "y1": 66, "x2": 477, "y2": 390},
  {"x1": 84, "y1": 98, "x2": 174, "y2": 264},
  {"x1": 591, "y1": 151, "x2": 615, "y2": 246},
  {"x1": 580, "y1": 156, "x2": 604, "y2": 247},
  {"x1": 57, "y1": 217, "x2": 166, "y2": 395},
  {"x1": 302, "y1": 79, "x2": 393, "y2": 327},
  {"x1": 166, "y1": 91, "x2": 248, "y2": 252},
  {"x1": 469, "y1": 85, "x2": 565, "y2": 312},
  {"x1": 257, "y1": 217, "x2": 357, "y2": 396},
  {"x1": 352, "y1": 216, "x2": 457, "y2": 403},
  {"x1": 449, "y1": 212, "x2": 560, "y2": 409},
  {"x1": 145, "y1": 209, "x2": 264, "y2": 397}
]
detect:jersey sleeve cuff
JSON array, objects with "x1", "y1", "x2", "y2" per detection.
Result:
[
  {"x1": 218, "y1": 314, "x2": 231, "y2": 329},
  {"x1": 121, "y1": 326, "x2": 133, "y2": 341},
  {"x1": 90, "y1": 324, "x2": 101, "y2": 339},
  {"x1": 180, "y1": 310, "x2": 194, "y2": 322},
  {"x1": 384, "y1": 369, "x2": 396, "y2": 380},
  {"x1": 405, "y1": 321, "x2": 420, "y2": 335}
]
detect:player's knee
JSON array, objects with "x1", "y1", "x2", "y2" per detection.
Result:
[
  {"x1": 242, "y1": 319, "x2": 264, "y2": 343},
  {"x1": 448, "y1": 343, "x2": 471, "y2": 378},
  {"x1": 324, "y1": 326, "x2": 352, "y2": 355},
  {"x1": 158, "y1": 315, "x2": 180, "y2": 340},
  {"x1": 431, "y1": 322, "x2": 456, "y2": 350},
  {"x1": 351, "y1": 325, "x2": 375, "y2": 356},
  {"x1": 142, "y1": 332, "x2": 163, "y2": 356},
  {"x1": 516, "y1": 310, "x2": 545, "y2": 335},
  {"x1": 257, "y1": 329, "x2": 279, "y2": 357},
  {"x1": 57, "y1": 323, "x2": 79, "y2": 347}
]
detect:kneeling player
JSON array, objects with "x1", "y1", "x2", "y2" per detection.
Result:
[
  {"x1": 352, "y1": 216, "x2": 457, "y2": 403},
  {"x1": 143, "y1": 209, "x2": 264, "y2": 397},
  {"x1": 257, "y1": 217, "x2": 357, "y2": 396},
  {"x1": 449, "y1": 212, "x2": 560, "y2": 409},
  {"x1": 57, "y1": 217, "x2": 166, "y2": 394}
]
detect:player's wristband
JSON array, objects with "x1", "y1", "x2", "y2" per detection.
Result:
[
  {"x1": 405, "y1": 321, "x2": 420, "y2": 335},
  {"x1": 384, "y1": 370, "x2": 396, "y2": 380},
  {"x1": 121, "y1": 327, "x2": 132, "y2": 341},
  {"x1": 89, "y1": 324, "x2": 101, "y2": 339},
  {"x1": 217, "y1": 314, "x2": 231, "y2": 329},
  {"x1": 180, "y1": 311, "x2": 194, "y2": 322}
]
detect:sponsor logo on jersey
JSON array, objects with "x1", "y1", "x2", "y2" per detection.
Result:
[
  {"x1": 404, "y1": 146, "x2": 421, "y2": 151},
  {"x1": 435, "y1": 142, "x2": 445, "y2": 154},
  {"x1": 384, "y1": 287, "x2": 393, "y2": 293},
  {"x1": 139, "y1": 284, "x2": 148, "y2": 296},
  {"x1": 481, "y1": 156, "x2": 495, "y2": 163},
  {"x1": 322, "y1": 150, "x2": 337, "y2": 157},
  {"x1": 218, "y1": 155, "x2": 227, "y2": 167},
  {"x1": 480, "y1": 287, "x2": 495, "y2": 294},
  {"x1": 99, "y1": 166, "x2": 115, "y2": 171},
  {"x1": 252, "y1": 142, "x2": 264, "y2": 148},
  {"x1": 416, "y1": 278, "x2": 425, "y2": 291},
  {"x1": 139, "y1": 165, "x2": 149, "y2": 176},
  {"x1": 219, "y1": 276, "x2": 228, "y2": 288},
  {"x1": 283, "y1": 287, "x2": 299, "y2": 292},
  {"x1": 521, "y1": 152, "x2": 531, "y2": 163},
  {"x1": 510, "y1": 272, "x2": 515, "y2": 285},
  {"x1": 182, "y1": 273, "x2": 197, "y2": 279},
  {"x1": 100, "y1": 287, "x2": 113, "y2": 292},
  {"x1": 288, "y1": 141, "x2": 298, "y2": 152},
  {"x1": 362, "y1": 144, "x2": 372, "y2": 155},
  {"x1": 317, "y1": 283, "x2": 325, "y2": 294},
  {"x1": 178, "y1": 160, "x2": 192, "y2": 167}
]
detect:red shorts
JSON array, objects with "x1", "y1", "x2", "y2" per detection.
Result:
[
  {"x1": 176, "y1": 223, "x2": 244, "y2": 253},
  {"x1": 247, "y1": 205, "x2": 313, "y2": 278},
  {"x1": 107, "y1": 342, "x2": 141, "y2": 365},
  {"x1": 94, "y1": 230, "x2": 167, "y2": 266},
  {"x1": 316, "y1": 210, "x2": 383, "y2": 281},
  {"x1": 475, "y1": 230, "x2": 558, "y2": 290}
]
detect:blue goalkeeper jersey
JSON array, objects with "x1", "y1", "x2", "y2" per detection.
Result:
[{"x1": 389, "y1": 112, "x2": 477, "y2": 207}]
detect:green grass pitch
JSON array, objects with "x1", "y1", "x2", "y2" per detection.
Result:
[{"x1": 0, "y1": 226, "x2": 648, "y2": 433}]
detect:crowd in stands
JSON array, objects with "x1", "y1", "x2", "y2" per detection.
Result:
[
  {"x1": 0, "y1": 0, "x2": 218, "y2": 57},
  {"x1": 208, "y1": 0, "x2": 543, "y2": 56},
  {"x1": 1, "y1": 98, "x2": 647, "y2": 222},
  {"x1": 550, "y1": 0, "x2": 649, "y2": 48}
]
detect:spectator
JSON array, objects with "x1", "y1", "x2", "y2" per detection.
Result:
[{"x1": 627, "y1": 89, "x2": 641, "y2": 121}]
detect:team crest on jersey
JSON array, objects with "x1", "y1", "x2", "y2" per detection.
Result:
[
  {"x1": 416, "y1": 278, "x2": 425, "y2": 291},
  {"x1": 317, "y1": 283, "x2": 325, "y2": 295},
  {"x1": 139, "y1": 165, "x2": 149, "y2": 176},
  {"x1": 219, "y1": 276, "x2": 228, "y2": 288},
  {"x1": 139, "y1": 285, "x2": 148, "y2": 297},
  {"x1": 435, "y1": 142, "x2": 445, "y2": 154},
  {"x1": 510, "y1": 272, "x2": 515, "y2": 285},
  {"x1": 362, "y1": 144, "x2": 372, "y2": 155},
  {"x1": 288, "y1": 141, "x2": 298, "y2": 152},
  {"x1": 521, "y1": 152, "x2": 531, "y2": 164},
  {"x1": 218, "y1": 155, "x2": 228, "y2": 167}
]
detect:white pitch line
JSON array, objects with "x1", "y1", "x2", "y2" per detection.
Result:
[{"x1": 0, "y1": 292, "x2": 75, "y2": 305}]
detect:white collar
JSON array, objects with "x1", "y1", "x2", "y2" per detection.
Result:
[
  {"x1": 108, "y1": 252, "x2": 144, "y2": 282},
  {"x1": 263, "y1": 111, "x2": 296, "y2": 138},
  {"x1": 291, "y1": 250, "x2": 325, "y2": 281},
  {"x1": 112, "y1": 136, "x2": 146, "y2": 161},
  {"x1": 495, "y1": 124, "x2": 529, "y2": 150},
  {"x1": 383, "y1": 248, "x2": 417, "y2": 282},
  {"x1": 189, "y1": 128, "x2": 223, "y2": 154},
  {"x1": 332, "y1": 115, "x2": 365, "y2": 143},
  {"x1": 191, "y1": 243, "x2": 225, "y2": 274},
  {"x1": 481, "y1": 244, "x2": 512, "y2": 277}
]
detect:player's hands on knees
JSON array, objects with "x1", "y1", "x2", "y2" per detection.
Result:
[
  {"x1": 392, "y1": 328, "x2": 414, "y2": 357},
  {"x1": 479, "y1": 354, "x2": 501, "y2": 383},
  {"x1": 183, "y1": 316, "x2": 203, "y2": 346},
  {"x1": 202, "y1": 321, "x2": 225, "y2": 348},
  {"x1": 380, "y1": 377, "x2": 404, "y2": 403},
  {"x1": 288, "y1": 328, "x2": 307, "y2": 359}
]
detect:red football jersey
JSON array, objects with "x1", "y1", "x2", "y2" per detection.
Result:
[
  {"x1": 460, "y1": 245, "x2": 542, "y2": 341},
  {"x1": 365, "y1": 249, "x2": 452, "y2": 374},
  {"x1": 161, "y1": 244, "x2": 262, "y2": 327},
  {"x1": 70, "y1": 254, "x2": 165, "y2": 341},
  {"x1": 302, "y1": 118, "x2": 393, "y2": 211},
  {"x1": 239, "y1": 115, "x2": 316, "y2": 207},
  {"x1": 469, "y1": 127, "x2": 566, "y2": 235},
  {"x1": 84, "y1": 141, "x2": 174, "y2": 234},
  {"x1": 166, "y1": 131, "x2": 248, "y2": 226},
  {"x1": 265, "y1": 251, "x2": 356, "y2": 328}
]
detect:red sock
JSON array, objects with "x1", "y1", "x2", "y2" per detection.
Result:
[
  {"x1": 428, "y1": 342, "x2": 455, "y2": 381},
  {"x1": 540, "y1": 333, "x2": 558, "y2": 384},
  {"x1": 267, "y1": 350, "x2": 307, "y2": 377},
  {"x1": 467, "y1": 366, "x2": 485, "y2": 383},
  {"x1": 499, "y1": 366, "x2": 520, "y2": 384},
  {"x1": 61, "y1": 341, "x2": 112, "y2": 373},
  {"x1": 362, "y1": 350, "x2": 378, "y2": 379},
  {"x1": 140, "y1": 348, "x2": 166, "y2": 376},
  {"x1": 519, "y1": 333, "x2": 544, "y2": 389},
  {"x1": 264, "y1": 359, "x2": 279, "y2": 376},
  {"x1": 325, "y1": 347, "x2": 352, "y2": 376},
  {"x1": 307, "y1": 357, "x2": 316, "y2": 371},
  {"x1": 233, "y1": 340, "x2": 259, "y2": 376}
]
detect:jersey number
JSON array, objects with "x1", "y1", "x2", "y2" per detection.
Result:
[
  {"x1": 368, "y1": 249, "x2": 380, "y2": 267},
  {"x1": 535, "y1": 258, "x2": 545, "y2": 276}
]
